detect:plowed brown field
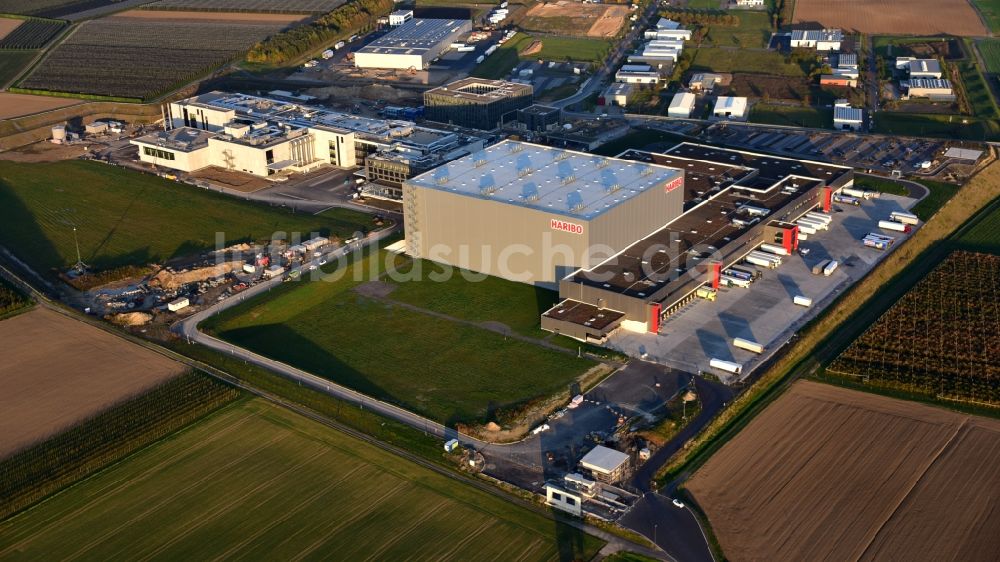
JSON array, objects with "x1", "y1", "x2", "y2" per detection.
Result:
[
  {"x1": 687, "y1": 380, "x2": 1000, "y2": 562},
  {"x1": 0, "y1": 307, "x2": 184, "y2": 458},
  {"x1": 793, "y1": 0, "x2": 987, "y2": 36}
]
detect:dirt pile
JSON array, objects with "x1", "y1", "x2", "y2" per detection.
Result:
[
  {"x1": 109, "y1": 311, "x2": 153, "y2": 326},
  {"x1": 149, "y1": 261, "x2": 243, "y2": 290}
]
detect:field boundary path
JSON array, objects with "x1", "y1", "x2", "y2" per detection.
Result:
[{"x1": 0, "y1": 254, "x2": 666, "y2": 561}]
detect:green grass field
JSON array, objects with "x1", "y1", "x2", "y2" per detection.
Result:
[
  {"x1": 704, "y1": 11, "x2": 772, "y2": 49},
  {"x1": 911, "y1": 179, "x2": 961, "y2": 221},
  {"x1": 855, "y1": 175, "x2": 909, "y2": 196},
  {"x1": 978, "y1": 38, "x2": 1000, "y2": 73},
  {"x1": 958, "y1": 197, "x2": 1000, "y2": 250},
  {"x1": 472, "y1": 32, "x2": 608, "y2": 79},
  {"x1": 955, "y1": 59, "x2": 998, "y2": 118},
  {"x1": 388, "y1": 261, "x2": 560, "y2": 338},
  {"x1": 0, "y1": 160, "x2": 374, "y2": 273},
  {"x1": 873, "y1": 111, "x2": 1000, "y2": 141},
  {"x1": 0, "y1": 50, "x2": 36, "y2": 87},
  {"x1": 690, "y1": 47, "x2": 808, "y2": 76},
  {"x1": 748, "y1": 103, "x2": 831, "y2": 128},
  {"x1": 972, "y1": 0, "x2": 1000, "y2": 33},
  {"x1": 204, "y1": 250, "x2": 596, "y2": 424},
  {"x1": 0, "y1": 398, "x2": 604, "y2": 560}
]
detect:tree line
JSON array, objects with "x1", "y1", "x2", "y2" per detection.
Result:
[{"x1": 247, "y1": 0, "x2": 395, "y2": 65}]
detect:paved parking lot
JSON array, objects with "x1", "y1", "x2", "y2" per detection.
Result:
[
  {"x1": 706, "y1": 123, "x2": 945, "y2": 175},
  {"x1": 608, "y1": 193, "x2": 919, "y2": 383}
]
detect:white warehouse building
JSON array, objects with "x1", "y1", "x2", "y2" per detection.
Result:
[{"x1": 354, "y1": 18, "x2": 472, "y2": 70}]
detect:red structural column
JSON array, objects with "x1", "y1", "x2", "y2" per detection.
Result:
[
  {"x1": 822, "y1": 187, "x2": 832, "y2": 213},
  {"x1": 711, "y1": 262, "x2": 721, "y2": 290},
  {"x1": 649, "y1": 303, "x2": 661, "y2": 333}
]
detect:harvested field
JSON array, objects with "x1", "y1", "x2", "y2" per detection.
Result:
[
  {"x1": 0, "y1": 18, "x2": 21, "y2": 41},
  {"x1": 793, "y1": 0, "x2": 987, "y2": 36},
  {"x1": 115, "y1": 9, "x2": 308, "y2": 24},
  {"x1": 687, "y1": 380, "x2": 1000, "y2": 562},
  {"x1": 520, "y1": 1, "x2": 628, "y2": 38},
  {"x1": 0, "y1": 398, "x2": 604, "y2": 560},
  {"x1": 0, "y1": 307, "x2": 184, "y2": 458},
  {"x1": 0, "y1": 92, "x2": 79, "y2": 119}
]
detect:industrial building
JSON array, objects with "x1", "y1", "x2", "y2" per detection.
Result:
[
  {"x1": 820, "y1": 74, "x2": 857, "y2": 88},
  {"x1": 579, "y1": 446, "x2": 631, "y2": 484},
  {"x1": 833, "y1": 100, "x2": 864, "y2": 131},
  {"x1": 712, "y1": 96, "x2": 747, "y2": 120},
  {"x1": 688, "y1": 73, "x2": 722, "y2": 92},
  {"x1": 402, "y1": 140, "x2": 684, "y2": 285},
  {"x1": 354, "y1": 18, "x2": 472, "y2": 70},
  {"x1": 789, "y1": 28, "x2": 842, "y2": 51},
  {"x1": 601, "y1": 82, "x2": 635, "y2": 107},
  {"x1": 423, "y1": 78, "x2": 533, "y2": 130},
  {"x1": 896, "y1": 57, "x2": 943, "y2": 79},
  {"x1": 615, "y1": 64, "x2": 660, "y2": 84},
  {"x1": 388, "y1": 9, "x2": 412, "y2": 26},
  {"x1": 516, "y1": 104, "x2": 561, "y2": 132},
  {"x1": 904, "y1": 78, "x2": 955, "y2": 101},
  {"x1": 541, "y1": 143, "x2": 853, "y2": 342},
  {"x1": 668, "y1": 92, "x2": 696, "y2": 118},
  {"x1": 133, "y1": 92, "x2": 483, "y2": 196}
]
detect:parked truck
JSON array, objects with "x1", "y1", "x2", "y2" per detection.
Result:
[
  {"x1": 823, "y1": 260, "x2": 839, "y2": 276},
  {"x1": 759, "y1": 243, "x2": 789, "y2": 256},
  {"x1": 696, "y1": 286, "x2": 717, "y2": 301},
  {"x1": 795, "y1": 222, "x2": 817, "y2": 235},
  {"x1": 833, "y1": 194, "x2": 861, "y2": 206},
  {"x1": 733, "y1": 337, "x2": 764, "y2": 354},
  {"x1": 863, "y1": 237, "x2": 890, "y2": 250},
  {"x1": 746, "y1": 254, "x2": 778, "y2": 268},
  {"x1": 723, "y1": 268, "x2": 753, "y2": 282},
  {"x1": 842, "y1": 187, "x2": 878, "y2": 199},
  {"x1": 709, "y1": 358, "x2": 743, "y2": 375},
  {"x1": 805, "y1": 211, "x2": 833, "y2": 224},
  {"x1": 721, "y1": 274, "x2": 751, "y2": 288},
  {"x1": 811, "y1": 259, "x2": 831, "y2": 275},
  {"x1": 796, "y1": 217, "x2": 829, "y2": 231},
  {"x1": 889, "y1": 211, "x2": 919, "y2": 225},
  {"x1": 748, "y1": 250, "x2": 782, "y2": 266},
  {"x1": 878, "y1": 220, "x2": 911, "y2": 233}
]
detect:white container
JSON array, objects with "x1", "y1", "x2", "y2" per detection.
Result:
[
  {"x1": 745, "y1": 255, "x2": 778, "y2": 269},
  {"x1": 167, "y1": 297, "x2": 189, "y2": 312},
  {"x1": 805, "y1": 211, "x2": 833, "y2": 224},
  {"x1": 842, "y1": 187, "x2": 875, "y2": 199},
  {"x1": 793, "y1": 295, "x2": 813, "y2": 307},
  {"x1": 823, "y1": 260, "x2": 839, "y2": 276},
  {"x1": 889, "y1": 211, "x2": 919, "y2": 225},
  {"x1": 721, "y1": 275, "x2": 751, "y2": 288},
  {"x1": 733, "y1": 337, "x2": 764, "y2": 354},
  {"x1": 242, "y1": 264, "x2": 256, "y2": 274},
  {"x1": 795, "y1": 222, "x2": 817, "y2": 235},
  {"x1": 710, "y1": 358, "x2": 743, "y2": 375},
  {"x1": 796, "y1": 217, "x2": 828, "y2": 231},
  {"x1": 759, "y1": 243, "x2": 789, "y2": 256},
  {"x1": 878, "y1": 220, "x2": 908, "y2": 233}
]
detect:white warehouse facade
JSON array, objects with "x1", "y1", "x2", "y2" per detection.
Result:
[{"x1": 354, "y1": 18, "x2": 472, "y2": 70}]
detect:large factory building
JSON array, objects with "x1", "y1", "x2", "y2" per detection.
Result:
[
  {"x1": 542, "y1": 143, "x2": 854, "y2": 342},
  {"x1": 403, "y1": 140, "x2": 685, "y2": 285},
  {"x1": 424, "y1": 78, "x2": 534, "y2": 130},
  {"x1": 354, "y1": 18, "x2": 472, "y2": 70}
]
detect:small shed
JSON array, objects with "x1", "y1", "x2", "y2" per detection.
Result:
[{"x1": 167, "y1": 297, "x2": 189, "y2": 312}]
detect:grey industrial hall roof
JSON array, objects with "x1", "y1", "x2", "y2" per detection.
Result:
[
  {"x1": 406, "y1": 139, "x2": 682, "y2": 220},
  {"x1": 358, "y1": 18, "x2": 467, "y2": 56},
  {"x1": 580, "y1": 446, "x2": 630, "y2": 472}
]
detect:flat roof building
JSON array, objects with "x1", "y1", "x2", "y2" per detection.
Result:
[
  {"x1": 579, "y1": 446, "x2": 631, "y2": 484},
  {"x1": 354, "y1": 18, "x2": 472, "y2": 70},
  {"x1": 905, "y1": 78, "x2": 955, "y2": 101},
  {"x1": 790, "y1": 28, "x2": 842, "y2": 51},
  {"x1": 908, "y1": 59, "x2": 943, "y2": 79},
  {"x1": 388, "y1": 9, "x2": 412, "y2": 26},
  {"x1": 132, "y1": 92, "x2": 483, "y2": 194},
  {"x1": 517, "y1": 104, "x2": 561, "y2": 132},
  {"x1": 403, "y1": 140, "x2": 685, "y2": 286},
  {"x1": 424, "y1": 78, "x2": 533, "y2": 130},
  {"x1": 542, "y1": 143, "x2": 853, "y2": 342},
  {"x1": 668, "y1": 92, "x2": 696, "y2": 118},
  {"x1": 712, "y1": 96, "x2": 747, "y2": 120},
  {"x1": 616, "y1": 64, "x2": 660, "y2": 84},
  {"x1": 602, "y1": 82, "x2": 635, "y2": 107},
  {"x1": 833, "y1": 100, "x2": 863, "y2": 131},
  {"x1": 689, "y1": 73, "x2": 722, "y2": 92}
]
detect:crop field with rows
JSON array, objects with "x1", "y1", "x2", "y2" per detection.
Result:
[
  {"x1": 0, "y1": 19, "x2": 65, "y2": 50},
  {"x1": 18, "y1": 18, "x2": 282, "y2": 100},
  {"x1": 828, "y1": 251, "x2": 1000, "y2": 404},
  {"x1": 144, "y1": 0, "x2": 345, "y2": 13}
]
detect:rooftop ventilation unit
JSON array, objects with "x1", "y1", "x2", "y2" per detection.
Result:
[
  {"x1": 508, "y1": 143, "x2": 524, "y2": 153},
  {"x1": 561, "y1": 175, "x2": 576, "y2": 186},
  {"x1": 596, "y1": 159, "x2": 610, "y2": 169}
]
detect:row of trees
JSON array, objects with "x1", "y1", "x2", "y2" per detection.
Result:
[
  {"x1": 767, "y1": 0, "x2": 793, "y2": 31},
  {"x1": 0, "y1": 372, "x2": 241, "y2": 520},
  {"x1": 247, "y1": 0, "x2": 394, "y2": 65},
  {"x1": 660, "y1": 8, "x2": 741, "y2": 28},
  {"x1": 0, "y1": 278, "x2": 29, "y2": 318},
  {"x1": 828, "y1": 251, "x2": 1000, "y2": 404}
]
